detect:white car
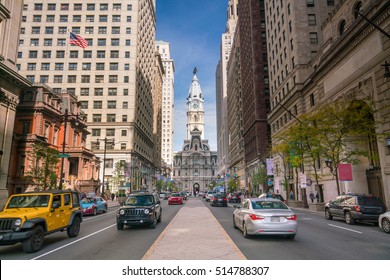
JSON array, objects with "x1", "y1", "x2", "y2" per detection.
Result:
[
  {"x1": 205, "y1": 192, "x2": 216, "y2": 202},
  {"x1": 379, "y1": 211, "x2": 390, "y2": 234}
]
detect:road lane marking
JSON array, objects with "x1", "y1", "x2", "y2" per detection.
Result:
[
  {"x1": 30, "y1": 224, "x2": 117, "y2": 260},
  {"x1": 328, "y1": 224, "x2": 362, "y2": 234}
]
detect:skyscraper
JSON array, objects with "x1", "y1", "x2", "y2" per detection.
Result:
[
  {"x1": 156, "y1": 41, "x2": 175, "y2": 167},
  {"x1": 18, "y1": 1, "x2": 158, "y2": 192}
]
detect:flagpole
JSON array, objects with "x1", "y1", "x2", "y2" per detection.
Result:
[{"x1": 63, "y1": 29, "x2": 71, "y2": 94}]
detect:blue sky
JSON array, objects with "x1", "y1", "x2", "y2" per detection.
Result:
[{"x1": 156, "y1": 0, "x2": 228, "y2": 152}]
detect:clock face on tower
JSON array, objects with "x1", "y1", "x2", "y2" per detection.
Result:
[{"x1": 192, "y1": 103, "x2": 198, "y2": 109}]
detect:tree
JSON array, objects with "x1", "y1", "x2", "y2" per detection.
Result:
[
  {"x1": 251, "y1": 164, "x2": 268, "y2": 193},
  {"x1": 25, "y1": 142, "x2": 59, "y2": 190},
  {"x1": 112, "y1": 161, "x2": 127, "y2": 191}
]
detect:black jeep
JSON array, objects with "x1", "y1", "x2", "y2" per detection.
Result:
[{"x1": 116, "y1": 192, "x2": 162, "y2": 230}]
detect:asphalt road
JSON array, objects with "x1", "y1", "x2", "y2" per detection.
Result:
[
  {"x1": 0, "y1": 199, "x2": 183, "y2": 260},
  {"x1": 203, "y1": 199, "x2": 390, "y2": 260}
]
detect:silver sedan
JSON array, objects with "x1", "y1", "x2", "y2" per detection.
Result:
[
  {"x1": 233, "y1": 198, "x2": 298, "y2": 239},
  {"x1": 378, "y1": 211, "x2": 390, "y2": 234}
]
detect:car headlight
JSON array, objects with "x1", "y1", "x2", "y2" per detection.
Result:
[
  {"x1": 14, "y1": 219, "x2": 22, "y2": 227},
  {"x1": 119, "y1": 209, "x2": 125, "y2": 215},
  {"x1": 144, "y1": 209, "x2": 149, "y2": 214}
]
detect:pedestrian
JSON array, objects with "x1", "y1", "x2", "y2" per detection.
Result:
[
  {"x1": 111, "y1": 193, "x2": 115, "y2": 201},
  {"x1": 315, "y1": 192, "x2": 319, "y2": 203},
  {"x1": 289, "y1": 190, "x2": 294, "y2": 200},
  {"x1": 309, "y1": 191, "x2": 314, "y2": 203}
]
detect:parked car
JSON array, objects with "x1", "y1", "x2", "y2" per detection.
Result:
[
  {"x1": 180, "y1": 191, "x2": 188, "y2": 200},
  {"x1": 80, "y1": 196, "x2": 107, "y2": 215},
  {"x1": 210, "y1": 193, "x2": 228, "y2": 207},
  {"x1": 159, "y1": 192, "x2": 166, "y2": 199},
  {"x1": 233, "y1": 198, "x2": 297, "y2": 239},
  {"x1": 205, "y1": 191, "x2": 216, "y2": 202},
  {"x1": 324, "y1": 193, "x2": 386, "y2": 225},
  {"x1": 168, "y1": 193, "x2": 183, "y2": 205},
  {"x1": 116, "y1": 192, "x2": 162, "y2": 230},
  {"x1": 258, "y1": 193, "x2": 286, "y2": 203},
  {"x1": 0, "y1": 190, "x2": 82, "y2": 253},
  {"x1": 228, "y1": 193, "x2": 241, "y2": 203},
  {"x1": 378, "y1": 211, "x2": 390, "y2": 234},
  {"x1": 163, "y1": 192, "x2": 171, "y2": 200}
]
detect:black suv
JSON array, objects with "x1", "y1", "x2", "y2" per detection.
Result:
[
  {"x1": 116, "y1": 192, "x2": 162, "y2": 230},
  {"x1": 325, "y1": 193, "x2": 386, "y2": 225}
]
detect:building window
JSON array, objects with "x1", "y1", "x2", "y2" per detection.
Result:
[
  {"x1": 109, "y1": 76, "x2": 118, "y2": 83},
  {"x1": 86, "y1": 15, "x2": 94, "y2": 22},
  {"x1": 22, "y1": 121, "x2": 31, "y2": 134},
  {"x1": 93, "y1": 101, "x2": 102, "y2": 109},
  {"x1": 46, "y1": 15, "x2": 55, "y2": 22},
  {"x1": 73, "y1": 15, "x2": 81, "y2": 22},
  {"x1": 113, "y1": 3, "x2": 122, "y2": 10},
  {"x1": 307, "y1": 0, "x2": 314, "y2": 7},
  {"x1": 110, "y1": 51, "x2": 119, "y2": 58},
  {"x1": 68, "y1": 63, "x2": 77, "y2": 70},
  {"x1": 124, "y1": 64, "x2": 130, "y2": 70},
  {"x1": 27, "y1": 63, "x2": 36, "y2": 71},
  {"x1": 42, "y1": 51, "x2": 51, "y2": 58},
  {"x1": 60, "y1": 15, "x2": 68, "y2": 22},
  {"x1": 96, "y1": 63, "x2": 105, "y2": 70},
  {"x1": 54, "y1": 75, "x2": 63, "y2": 83},
  {"x1": 81, "y1": 75, "x2": 90, "y2": 83},
  {"x1": 122, "y1": 115, "x2": 128, "y2": 122},
  {"x1": 60, "y1": 3, "x2": 69, "y2": 10},
  {"x1": 84, "y1": 51, "x2": 92, "y2": 58},
  {"x1": 107, "y1": 114, "x2": 116, "y2": 122},
  {"x1": 30, "y1": 39, "x2": 39, "y2": 46},
  {"x1": 68, "y1": 75, "x2": 77, "y2": 83},
  {"x1": 80, "y1": 88, "x2": 90, "y2": 96},
  {"x1": 98, "y1": 27, "x2": 107, "y2": 34},
  {"x1": 100, "y1": 3, "x2": 108, "y2": 10},
  {"x1": 57, "y1": 39, "x2": 66, "y2": 46},
  {"x1": 123, "y1": 102, "x2": 128, "y2": 109},
  {"x1": 125, "y1": 40, "x2": 131, "y2": 46},
  {"x1": 98, "y1": 39, "x2": 106, "y2": 46},
  {"x1": 111, "y1": 39, "x2": 120, "y2": 46},
  {"x1": 87, "y1": 4, "x2": 95, "y2": 10},
  {"x1": 55, "y1": 63, "x2": 64, "y2": 70},
  {"x1": 309, "y1": 32, "x2": 318, "y2": 44},
  {"x1": 79, "y1": 101, "x2": 88, "y2": 109},
  {"x1": 125, "y1": 52, "x2": 130, "y2": 58},
  {"x1": 34, "y1": 3, "x2": 43, "y2": 10},
  {"x1": 93, "y1": 114, "x2": 102, "y2": 122},
  {"x1": 310, "y1": 94, "x2": 315, "y2": 106},
  {"x1": 110, "y1": 63, "x2": 119, "y2": 70},
  {"x1": 127, "y1": 16, "x2": 132, "y2": 22},
  {"x1": 123, "y1": 89, "x2": 129, "y2": 96},
  {"x1": 82, "y1": 63, "x2": 91, "y2": 70},
  {"x1": 97, "y1": 51, "x2": 105, "y2": 58},
  {"x1": 72, "y1": 27, "x2": 80, "y2": 34},
  {"x1": 32, "y1": 27, "x2": 40, "y2": 34},
  {"x1": 44, "y1": 39, "x2": 52, "y2": 46},
  {"x1": 29, "y1": 51, "x2": 38, "y2": 58},
  {"x1": 121, "y1": 143, "x2": 127, "y2": 150},
  {"x1": 41, "y1": 63, "x2": 50, "y2": 70},
  {"x1": 108, "y1": 88, "x2": 117, "y2": 96},
  {"x1": 308, "y1": 14, "x2": 316, "y2": 26},
  {"x1": 106, "y1": 129, "x2": 115, "y2": 137},
  {"x1": 126, "y1": 28, "x2": 131, "y2": 34},
  {"x1": 69, "y1": 51, "x2": 78, "y2": 58},
  {"x1": 105, "y1": 159, "x2": 114, "y2": 168},
  {"x1": 327, "y1": 0, "x2": 335, "y2": 6},
  {"x1": 85, "y1": 27, "x2": 94, "y2": 34},
  {"x1": 127, "y1": 4, "x2": 132, "y2": 10},
  {"x1": 339, "y1": 20, "x2": 346, "y2": 36},
  {"x1": 99, "y1": 15, "x2": 108, "y2": 22},
  {"x1": 26, "y1": 76, "x2": 35, "y2": 83},
  {"x1": 48, "y1": 3, "x2": 56, "y2": 10},
  {"x1": 121, "y1": 130, "x2": 127, "y2": 136},
  {"x1": 107, "y1": 101, "x2": 117, "y2": 109},
  {"x1": 92, "y1": 129, "x2": 101, "y2": 136},
  {"x1": 112, "y1": 15, "x2": 121, "y2": 22},
  {"x1": 95, "y1": 75, "x2": 104, "y2": 83},
  {"x1": 94, "y1": 88, "x2": 103, "y2": 96},
  {"x1": 33, "y1": 15, "x2": 41, "y2": 22},
  {"x1": 124, "y1": 76, "x2": 129, "y2": 83}
]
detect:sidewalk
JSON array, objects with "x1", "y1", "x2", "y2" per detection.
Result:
[
  {"x1": 142, "y1": 198, "x2": 246, "y2": 260},
  {"x1": 106, "y1": 199, "x2": 121, "y2": 208}
]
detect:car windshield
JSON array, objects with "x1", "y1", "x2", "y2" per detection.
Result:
[
  {"x1": 214, "y1": 194, "x2": 226, "y2": 198},
  {"x1": 125, "y1": 195, "x2": 154, "y2": 206},
  {"x1": 7, "y1": 195, "x2": 50, "y2": 208},
  {"x1": 171, "y1": 193, "x2": 181, "y2": 197},
  {"x1": 252, "y1": 201, "x2": 288, "y2": 209},
  {"x1": 81, "y1": 198, "x2": 93, "y2": 204},
  {"x1": 357, "y1": 196, "x2": 383, "y2": 206}
]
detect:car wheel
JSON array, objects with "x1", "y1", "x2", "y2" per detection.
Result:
[
  {"x1": 345, "y1": 212, "x2": 355, "y2": 225},
  {"x1": 67, "y1": 216, "x2": 81, "y2": 237},
  {"x1": 157, "y1": 211, "x2": 162, "y2": 223},
  {"x1": 325, "y1": 209, "x2": 333, "y2": 220},
  {"x1": 23, "y1": 225, "x2": 44, "y2": 253},
  {"x1": 233, "y1": 215, "x2": 238, "y2": 229},
  {"x1": 93, "y1": 208, "x2": 97, "y2": 216},
  {"x1": 117, "y1": 223, "x2": 124, "y2": 230},
  {"x1": 243, "y1": 223, "x2": 251, "y2": 239},
  {"x1": 382, "y1": 218, "x2": 390, "y2": 233},
  {"x1": 150, "y1": 218, "x2": 157, "y2": 229}
]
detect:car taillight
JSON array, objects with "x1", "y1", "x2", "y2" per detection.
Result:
[
  {"x1": 213, "y1": 197, "x2": 217, "y2": 201},
  {"x1": 249, "y1": 214, "x2": 265, "y2": 220},
  {"x1": 286, "y1": 214, "x2": 297, "y2": 221},
  {"x1": 354, "y1": 206, "x2": 361, "y2": 212},
  {"x1": 223, "y1": 198, "x2": 227, "y2": 201}
]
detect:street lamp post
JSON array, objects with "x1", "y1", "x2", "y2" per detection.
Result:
[
  {"x1": 58, "y1": 108, "x2": 79, "y2": 189},
  {"x1": 93, "y1": 138, "x2": 114, "y2": 196}
]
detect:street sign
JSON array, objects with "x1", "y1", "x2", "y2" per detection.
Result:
[{"x1": 57, "y1": 153, "x2": 70, "y2": 158}]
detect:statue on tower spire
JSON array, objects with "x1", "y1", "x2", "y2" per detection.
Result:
[{"x1": 193, "y1": 67, "x2": 197, "y2": 75}]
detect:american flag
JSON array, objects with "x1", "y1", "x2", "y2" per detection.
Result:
[{"x1": 69, "y1": 32, "x2": 88, "y2": 49}]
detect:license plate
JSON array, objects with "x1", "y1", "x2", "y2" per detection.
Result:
[
  {"x1": 271, "y1": 217, "x2": 280, "y2": 222},
  {"x1": 218, "y1": 199, "x2": 223, "y2": 201}
]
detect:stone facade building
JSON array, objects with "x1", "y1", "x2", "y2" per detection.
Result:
[{"x1": 173, "y1": 70, "x2": 218, "y2": 194}]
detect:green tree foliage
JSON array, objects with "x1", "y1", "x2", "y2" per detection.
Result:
[
  {"x1": 112, "y1": 161, "x2": 127, "y2": 189},
  {"x1": 251, "y1": 164, "x2": 268, "y2": 191},
  {"x1": 25, "y1": 142, "x2": 59, "y2": 190}
]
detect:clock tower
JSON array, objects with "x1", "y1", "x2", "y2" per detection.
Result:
[{"x1": 186, "y1": 67, "x2": 205, "y2": 139}]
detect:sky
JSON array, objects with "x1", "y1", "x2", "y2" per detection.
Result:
[{"x1": 155, "y1": 0, "x2": 228, "y2": 152}]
